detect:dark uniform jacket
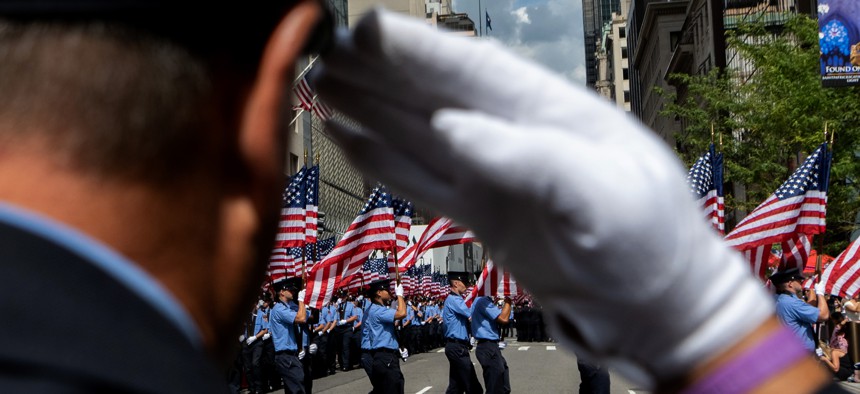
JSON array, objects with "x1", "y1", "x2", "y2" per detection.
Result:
[{"x1": 0, "y1": 220, "x2": 227, "y2": 393}]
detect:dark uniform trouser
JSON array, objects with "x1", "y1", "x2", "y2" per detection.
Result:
[
  {"x1": 334, "y1": 325, "x2": 353, "y2": 369},
  {"x1": 242, "y1": 341, "x2": 263, "y2": 393},
  {"x1": 576, "y1": 360, "x2": 609, "y2": 394},
  {"x1": 301, "y1": 347, "x2": 313, "y2": 394},
  {"x1": 361, "y1": 349, "x2": 374, "y2": 380},
  {"x1": 274, "y1": 352, "x2": 305, "y2": 394},
  {"x1": 475, "y1": 341, "x2": 510, "y2": 394},
  {"x1": 444, "y1": 341, "x2": 483, "y2": 394},
  {"x1": 370, "y1": 349, "x2": 405, "y2": 394},
  {"x1": 312, "y1": 332, "x2": 329, "y2": 378}
]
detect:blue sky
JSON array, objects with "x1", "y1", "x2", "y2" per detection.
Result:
[{"x1": 451, "y1": 0, "x2": 586, "y2": 85}]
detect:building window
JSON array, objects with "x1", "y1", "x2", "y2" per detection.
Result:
[
  {"x1": 621, "y1": 47, "x2": 628, "y2": 59},
  {"x1": 623, "y1": 91, "x2": 630, "y2": 103},
  {"x1": 619, "y1": 27, "x2": 626, "y2": 38},
  {"x1": 623, "y1": 68, "x2": 629, "y2": 80}
]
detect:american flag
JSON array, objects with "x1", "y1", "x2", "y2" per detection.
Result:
[
  {"x1": 464, "y1": 259, "x2": 523, "y2": 307},
  {"x1": 393, "y1": 217, "x2": 475, "y2": 273},
  {"x1": 420, "y1": 266, "x2": 433, "y2": 297},
  {"x1": 294, "y1": 75, "x2": 333, "y2": 121},
  {"x1": 305, "y1": 165, "x2": 320, "y2": 244},
  {"x1": 268, "y1": 247, "x2": 303, "y2": 283},
  {"x1": 779, "y1": 233, "x2": 812, "y2": 271},
  {"x1": 344, "y1": 258, "x2": 390, "y2": 292},
  {"x1": 686, "y1": 144, "x2": 725, "y2": 234},
  {"x1": 393, "y1": 198, "x2": 413, "y2": 253},
  {"x1": 304, "y1": 186, "x2": 395, "y2": 308},
  {"x1": 822, "y1": 238, "x2": 860, "y2": 297},
  {"x1": 725, "y1": 143, "x2": 831, "y2": 279},
  {"x1": 314, "y1": 237, "x2": 336, "y2": 261},
  {"x1": 275, "y1": 167, "x2": 307, "y2": 248}
]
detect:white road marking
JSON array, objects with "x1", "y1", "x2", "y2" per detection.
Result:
[
  {"x1": 546, "y1": 346, "x2": 556, "y2": 351},
  {"x1": 628, "y1": 390, "x2": 636, "y2": 394},
  {"x1": 417, "y1": 387, "x2": 433, "y2": 394},
  {"x1": 518, "y1": 346, "x2": 530, "y2": 351},
  {"x1": 436, "y1": 348, "x2": 445, "y2": 353}
]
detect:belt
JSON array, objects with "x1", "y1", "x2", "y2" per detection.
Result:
[
  {"x1": 446, "y1": 338, "x2": 470, "y2": 346},
  {"x1": 369, "y1": 348, "x2": 398, "y2": 355},
  {"x1": 477, "y1": 339, "x2": 500, "y2": 344},
  {"x1": 275, "y1": 349, "x2": 299, "y2": 356}
]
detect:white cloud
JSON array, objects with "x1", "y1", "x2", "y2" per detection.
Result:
[{"x1": 452, "y1": 0, "x2": 586, "y2": 86}]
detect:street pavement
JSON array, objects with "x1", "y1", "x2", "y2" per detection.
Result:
[
  {"x1": 267, "y1": 339, "x2": 646, "y2": 394},
  {"x1": 259, "y1": 339, "x2": 860, "y2": 393}
]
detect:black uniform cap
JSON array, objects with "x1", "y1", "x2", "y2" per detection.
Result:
[
  {"x1": 768, "y1": 267, "x2": 804, "y2": 285},
  {"x1": 447, "y1": 271, "x2": 474, "y2": 286},
  {"x1": 363, "y1": 279, "x2": 391, "y2": 297},
  {"x1": 0, "y1": 0, "x2": 335, "y2": 64},
  {"x1": 275, "y1": 277, "x2": 303, "y2": 293}
]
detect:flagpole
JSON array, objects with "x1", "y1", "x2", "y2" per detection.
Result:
[
  {"x1": 478, "y1": 0, "x2": 482, "y2": 37},
  {"x1": 393, "y1": 248, "x2": 401, "y2": 285}
]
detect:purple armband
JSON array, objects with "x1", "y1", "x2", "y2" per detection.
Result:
[{"x1": 680, "y1": 325, "x2": 810, "y2": 394}]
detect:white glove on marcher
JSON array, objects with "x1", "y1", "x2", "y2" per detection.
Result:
[
  {"x1": 297, "y1": 290, "x2": 306, "y2": 302},
  {"x1": 309, "y1": 343, "x2": 318, "y2": 354},
  {"x1": 815, "y1": 282, "x2": 826, "y2": 296},
  {"x1": 469, "y1": 337, "x2": 476, "y2": 347},
  {"x1": 245, "y1": 336, "x2": 256, "y2": 345},
  {"x1": 262, "y1": 333, "x2": 271, "y2": 341},
  {"x1": 498, "y1": 341, "x2": 507, "y2": 350},
  {"x1": 239, "y1": 335, "x2": 246, "y2": 343},
  {"x1": 399, "y1": 347, "x2": 409, "y2": 361},
  {"x1": 338, "y1": 319, "x2": 347, "y2": 326},
  {"x1": 316, "y1": 8, "x2": 774, "y2": 387},
  {"x1": 394, "y1": 284, "x2": 404, "y2": 297},
  {"x1": 298, "y1": 349, "x2": 306, "y2": 360}
]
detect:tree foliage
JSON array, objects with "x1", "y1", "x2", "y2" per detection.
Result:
[{"x1": 661, "y1": 14, "x2": 860, "y2": 254}]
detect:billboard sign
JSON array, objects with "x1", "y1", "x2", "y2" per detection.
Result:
[{"x1": 818, "y1": 0, "x2": 860, "y2": 87}]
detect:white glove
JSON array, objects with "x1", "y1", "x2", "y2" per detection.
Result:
[
  {"x1": 298, "y1": 290, "x2": 306, "y2": 302},
  {"x1": 245, "y1": 336, "x2": 256, "y2": 345},
  {"x1": 816, "y1": 348, "x2": 825, "y2": 358},
  {"x1": 498, "y1": 341, "x2": 507, "y2": 350},
  {"x1": 239, "y1": 335, "x2": 246, "y2": 343},
  {"x1": 317, "y1": 9, "x2": 774, "y2": 387},
  {"x1": 298, "y1": 349, "x2": 306, "y2": 360},
  {"x1": 262, "y1": 333, "x2": 271, "y2": 341},
  {"x1": 309, "y1": 343, "x2": 318, "y2": 354},
  {"x1": 815, "y1": 282, "x2": 826, "y2": 296},
  {"x1": 394, "y1": 284, "x2": 404, "y2": 297},
  {"x1": 357, "y1": 295, "x2": 364, "y2": 302},
  {"x1": 399, "y1": 347, "x2": 409, "y2": 360},
  {"x1": 338, "y1": 319, "x2": 347, "y2": 326},
  {"x1": 407, "y1": 301, "x2": 412, "y2": 306},
  {"x1": 469, "y1": 337, "x2": 477, "y2": 347}
]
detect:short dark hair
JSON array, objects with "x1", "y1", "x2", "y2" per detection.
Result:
[{"x1": 0, "y1": 19, "x2": 232, "y2": 184}]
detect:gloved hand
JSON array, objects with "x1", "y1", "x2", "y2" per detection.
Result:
[
  {"x1": 245, "y1": 336, "x2": 256, "y2": 345},
  {"x1": 239, "y1": 335, "x2": 246, "y2": 343},
  {"x1": 262, "y1": 333, "x2": 271, "y2": 341},
  {"x1": 298, "y1": 349, "x2": 306, "y2": 360},
  {"x1": 498, "y1": 341, "x2": 507, "y2": 350},
  {"x1": 338, "y1": 319, "x2": 347, "y2": 326},
  {"x1": 399, "y1": 347, "x2": 409, "y2": 361},
  {"x1": 309, "y1": 343, "x2": 318, "y2": 354},
  {"x1": 298, "y1": 289, "x2": 306, "y2": 302},
  {"x1": 394, "y1": 284, "x2": 404, "y2": 298},
  {"x1": 317, "y1": 8, "x2": 774, "y2": 386},
  {"x1": 816, "y1": 348, "x2": 825, "y2": 358},
  {"x1": 469, "y1": 337, "x2": 476, "y2": 347},
  {"x1": 815, "y1": 282, "x2": 826, "y2": 296}
]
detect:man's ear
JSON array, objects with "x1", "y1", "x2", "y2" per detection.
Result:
[
  {"x1": 211, "y1": 0, "x2": 324, "y2": 323},
  {"x1": 239, "y1": 0, "x2": 324, "y2": 210}
]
